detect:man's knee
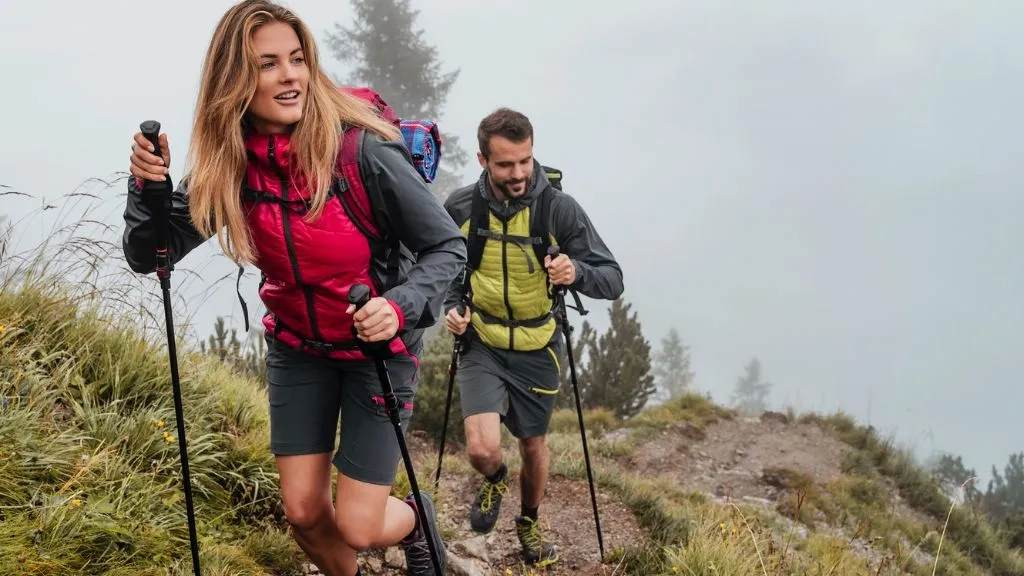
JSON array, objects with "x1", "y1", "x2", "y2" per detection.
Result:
[
  {"x1": 519, "y1": 435, "x2": 548, "y2": 462},
  {"x1": 467, "y1": 434, "x2": 502, "y2": 466},
  {"x1": 464, "y1": 413, "x2": 502, "y2": 467}
]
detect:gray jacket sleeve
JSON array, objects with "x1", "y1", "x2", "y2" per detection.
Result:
[
  {"x1": 551, "y1": 193, "x2": 624, "y2": 300},
  {"x1": 360, "y1": 134, "x2": 468, "y2": 330},
  {"x1": 442, "y1": 187, "x2": 472, "y2": 314},
  {"x1": 122, "y1": 175, "x2": 209, "y2": 274}
]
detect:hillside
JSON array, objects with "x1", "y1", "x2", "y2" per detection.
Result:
[{"x1": 1, "y1": 243, "x2": 1022, "y2": 575}]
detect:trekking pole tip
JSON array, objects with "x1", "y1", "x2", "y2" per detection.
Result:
[{"x1": 348, "y1": 283, "x2": 372, "y2": 310}]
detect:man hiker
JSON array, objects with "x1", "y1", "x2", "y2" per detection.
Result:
[{"x1": 442, "y1": 108, "x2": 624, "y2": 566}]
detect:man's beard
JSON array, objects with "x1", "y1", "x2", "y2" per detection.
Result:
[{"x1": 498, "y1": 176, "x2": 528, "y2": 197}]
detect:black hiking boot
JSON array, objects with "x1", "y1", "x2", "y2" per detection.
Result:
[
  {"x1": 469, "y1": 471, "x2": 509, "y2": 533},
  {"x1": 400, "y1": 492, "x2": 447, "y2": 576},
  {"x1": 515, "y1": 515, "x2": 559, "y2": 566}
]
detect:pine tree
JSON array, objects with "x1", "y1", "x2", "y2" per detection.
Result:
[
  {"x1": 928, "y1": 452, "x2": 982, "y2": 504},
  {"x1": 324, "y1": 0, "x2": 468, "y2": 199},
  {"x1": 652, "y1": 327, "x2": 694, "y2": 402},
  {"x1": 200, "y1": 316, "x2": 267, "y2": 384},
  {"x1": 730, "y1": 357, "x2": 772, "y2": 416},
  {"x1": 982, "y1": 452, "x2": 1024, "y2": 549},
  {"x1": 574, "y1": 299, "x2": 655, "y2": 419},
  {"x1": 984, "y1": 452, "x2": 1024, "y2": 520}
]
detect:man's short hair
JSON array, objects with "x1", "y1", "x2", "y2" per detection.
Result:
[{"x1": 477, "y1": 108, "x2": 533, "y2": 158}]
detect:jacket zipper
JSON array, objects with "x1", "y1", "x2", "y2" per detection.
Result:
[
  {"x1": 268, "y1": 136, "x2": 324, "y2": 343},
  {"x1": 501, "y1": 200, "x2": 515, "y2": 350}
]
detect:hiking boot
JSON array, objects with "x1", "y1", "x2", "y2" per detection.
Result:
[
  {"x1": 469, "y1": 472, "x2": 509, "y2": 533},
  {"x1": 401, "y1": 492, "x2": 447, "y2": 576},
  {"x1": 515, "y1": 515, "x2": 559, "y2": 566}
]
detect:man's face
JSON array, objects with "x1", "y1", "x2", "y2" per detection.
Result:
[{"x1": 478, "y1": 135, "x2": 534, "y2": 200}]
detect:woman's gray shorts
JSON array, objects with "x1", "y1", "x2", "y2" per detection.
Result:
[{"x1": 265, "y1": 336, "x2": 417, "y2": 486}]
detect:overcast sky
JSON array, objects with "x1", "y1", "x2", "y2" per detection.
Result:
[{"x1": 1, "y1": 0, "x2": 1021, "y2": 482}]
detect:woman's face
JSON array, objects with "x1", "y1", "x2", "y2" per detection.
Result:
[{"x1": 248, "y1": 21, "x2": 309, "y2": 135}]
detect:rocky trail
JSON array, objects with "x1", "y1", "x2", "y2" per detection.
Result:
[{"x1": 295, "y1": 410, "x2": 945, "y2": 575}]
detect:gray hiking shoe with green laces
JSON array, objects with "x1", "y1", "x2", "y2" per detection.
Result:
[
  {"x1": 469, "y1": 474, "x2": 509, "y2": 533},
  {"x1": 515, "y1": 515, "x2": 559, "y2": 566}
]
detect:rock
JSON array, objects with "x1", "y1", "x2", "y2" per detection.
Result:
[
  {"x1": 760, "y1": 411, "x2": 790, "y2": 425},
  {"x1": 365, "y1": 556, "x2": 383, "y2": 573},
  {"x1": 601, "y1": 428, "x2": 631, "y2": 443},
  {"x1": 302, "y1": 562, "x2": 320, "y2": 575},
  {"x1": 447, "y1": 551, "x2": 485, "y2": 576},
  {"x1": 453, "y1": 535, "x2": 489, "y2": 562},
  {"x1": 677, "y1": 422, "x2": 706, "y2": 441},
  {"x1": 741, "y1": 495, "x2": 774, "y2": 509},
  {"x1": 384, "y1": 547, "x2": 405, "y2": 568}
]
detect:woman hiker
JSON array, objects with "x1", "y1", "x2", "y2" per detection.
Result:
[{"x1": 122, "y1": 1, "x2": 465, "y2": 575}]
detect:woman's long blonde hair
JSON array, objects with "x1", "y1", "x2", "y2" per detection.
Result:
[{"x1": 185, "y1": 0, "x2": 401, "y2": 265}]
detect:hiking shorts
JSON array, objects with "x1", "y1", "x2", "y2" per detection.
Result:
[
  {"x1": 264, "y1": 335, "x2": 417, "y2": 486},
  {"x1": 457, "y1": 336, "x2": 562, "y2": 439}
]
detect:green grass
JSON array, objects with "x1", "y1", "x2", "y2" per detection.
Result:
[{"x1": 0, "y1": 235, "x2": 302, "y2": 574}]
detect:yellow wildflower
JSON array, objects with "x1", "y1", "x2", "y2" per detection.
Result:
[{"x1": 71, "y1": 499, "x2": 82, "y2": 507}]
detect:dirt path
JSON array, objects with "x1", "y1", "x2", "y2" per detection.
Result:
[{"x1": 626, "y1": 413, "x2": 850, "y2": 502}]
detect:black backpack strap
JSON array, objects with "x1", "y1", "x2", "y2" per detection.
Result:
[
  {"x1": 535, "y1": 166, "x2": 589, "y2": 317},
  {"x1": 462, "y1": 181, "x2": 491, "y2": 297},
  {"x1": 530, "y1": 183, "x2": 554, "y2": 270}
]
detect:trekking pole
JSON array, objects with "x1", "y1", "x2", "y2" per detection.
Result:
[
  {"x1": 433, "y1": 301, "x2": 466, "y2": 489},
  {"x1": 139, "y1": 120, "x2": 201, "y2": 576},
  {"x1": 548, "y1": 244, "x2": 605, "y2": 561},
  {"x1": 347, "y1": 284, "x2": 443, "y2": 575}
]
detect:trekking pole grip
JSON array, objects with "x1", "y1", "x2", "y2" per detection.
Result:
[
  {"x1": 140, "y1": 120, "x2": 162, "y2": 164},
  {"x1": 348, "y1": 283, "x2": 372, "y2": 311},
  {"x1": 347, "y1": 283, "x2": 392, "y2": 359},
  {"x1": 547, "y1": 245, "x2": 566, "y2": 296},
  {"x1": 140, "y1": 120, "x2": 171, "y2": 282}
]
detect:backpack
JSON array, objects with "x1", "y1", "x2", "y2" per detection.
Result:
[
  {"x1": 461, "y1": 166, "x2": 588, "y2": 316},
  {"x1": 235, "y1": 87, "x2": 443, "y2": 331}
]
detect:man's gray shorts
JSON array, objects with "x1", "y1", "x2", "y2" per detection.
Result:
[
  {"x1": 457, "y1": 336, "x2": 563, "y2": 439},
  {"x1": 264, "y1": 336, "x2": 417, "y2": 486}
]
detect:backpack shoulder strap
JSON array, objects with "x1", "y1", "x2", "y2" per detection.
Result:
[
  {"x1": 465, "y1": 181, "x2": 490, "y2": 273},
  {"x1": 335, "y1": 126, "x2": 402, "y2": 293},
  {"x1": 530, "y1": 181, "x2": 555, "y2": 268},
  {"x1": 336, "y1": 127, "x2": 383, "y2": 242}
]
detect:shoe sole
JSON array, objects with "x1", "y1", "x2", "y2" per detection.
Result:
[
  {"x1": 470, "y1": 500, "x2": 501, "y2": 533},
  {"x1": 525, "y1": 551, "x2": 560, "y2": 567},
  {"x1": 470, "y1": 517, "x2": 499, "y2": 534}
]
